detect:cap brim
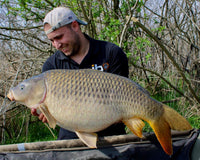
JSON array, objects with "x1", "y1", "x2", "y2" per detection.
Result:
[{"x1": 76, "y1": 19, "x2": 87, "y2": 25}]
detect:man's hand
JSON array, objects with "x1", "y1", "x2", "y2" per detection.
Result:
[{"x1": 31, "y1": 108, "x2": 48, "y2": 123}]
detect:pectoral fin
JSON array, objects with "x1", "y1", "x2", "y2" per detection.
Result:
[
  {"x1": 38, "y1": 104, "x2": 57, "y2": 129},
  {"x1": 123, "y1": 118, "x2": 145, "y2": 138},
  {"x1": 75, "y1": 131, "x2": 98, "y2": 148}
]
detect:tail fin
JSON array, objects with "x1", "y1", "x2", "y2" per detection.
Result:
[
  {"x1": 148, "y1": 104, "x2": 192, "y2": 155},
  {"x1": 163, "y1": 105, "x2": 192, "y2": 130}
]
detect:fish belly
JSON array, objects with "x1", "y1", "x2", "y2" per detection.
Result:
[{"x1": 45, "y1": 95, "x2": 123, "y2": 132}]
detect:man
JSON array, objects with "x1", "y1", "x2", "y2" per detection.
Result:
[{"x1": 31, "y1": 7, "x2": 129, "y2": 140}]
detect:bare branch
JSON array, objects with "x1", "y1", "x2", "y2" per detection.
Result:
[
  {"x1": 131, "y1": 17, "x2": 200, "y2": 104},
  {"x1": 119, "y1": 0, "x2": 138, "y2": 47},
  {"x1": 0, "y1": 25, "x2": 43, "y2": 31}
]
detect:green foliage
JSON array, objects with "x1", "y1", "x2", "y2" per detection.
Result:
[
  {"x1": 135, "y1": 0, "x2": 144, "y2": 12},
  {"x1": 3, "y1": 121, "x2": 58, "y2": 144},
  {"x1": 152, "y1": 26, "x2": 166, "y2": 36},
  {"x1": 99, "y1": 17, "x2": 121, "y2": 44},
  {"x1": 1, "y1": 108, "x2": 58, "y2": 145},
  {"x1": 129, "y1": 70, "x2": 200, "y2": 133},
  {"x1": 27, "y1": 120, "x2": 59, "y2": 142},
  {"x1": 135, "y1": 36, "x2": 151, "y2": 51},
  {"x1": 129, "y1": 36, "x2": 152, "y2": 64},
  {"x1": 188, "y1": 116, "x2": 200, "y2": 129}
]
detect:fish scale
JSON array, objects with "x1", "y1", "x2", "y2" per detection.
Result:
[{"x1": 7, "y1": 69, "x2": 192, "y2": 155}]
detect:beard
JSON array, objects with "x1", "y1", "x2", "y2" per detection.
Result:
[{"x1": 68, "y1": 31, "x2": 81, "y2": 57}]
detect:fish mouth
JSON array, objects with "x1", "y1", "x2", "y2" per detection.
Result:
[{"x1": 7, "y1": 90, "x2": 15, "y2": 101}]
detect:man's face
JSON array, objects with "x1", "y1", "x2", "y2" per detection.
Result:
[{"x1": 44, "y1": 23, "x2": 80, "y2": 57}]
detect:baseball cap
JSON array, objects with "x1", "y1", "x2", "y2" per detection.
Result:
[{"x1": 43, "y1": 7, "x2": 87, "y2": 34}]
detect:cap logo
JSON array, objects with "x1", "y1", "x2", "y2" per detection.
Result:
[{"x1": 68, "y1": 16, "x2": 72, "y2": 20}]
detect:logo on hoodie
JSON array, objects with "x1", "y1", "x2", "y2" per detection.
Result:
[{"x1": 91, "y1": 63, "x2": 109, "y2": 71}]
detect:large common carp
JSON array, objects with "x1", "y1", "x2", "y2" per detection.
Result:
[{"x1": 7, "y1": 69, "x2": 192, "y2": 155}]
